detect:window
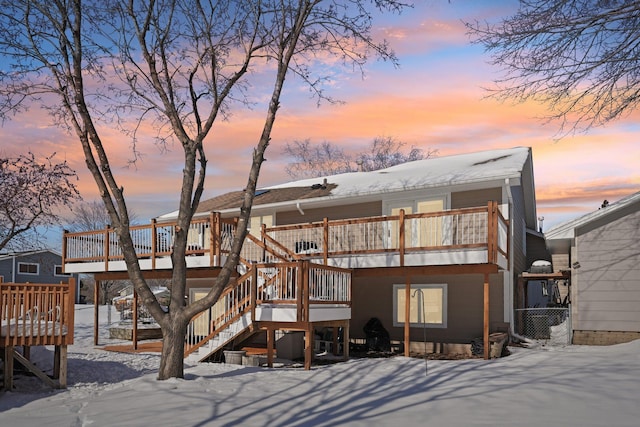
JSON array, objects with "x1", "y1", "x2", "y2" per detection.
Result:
[
  {"x1": 249, "y1": 214, "x2": 273, "y2": 237},
  {"x1": 55, "y1": 265, "x2": 71, "y2": 276},
  {"x1": 18, "y1": 262, "x2": 39, "y2": 275},
  {"x1": 385, "y1": 196, "x2": 448, "y2": 248},
  {"x1": 393, "y1": 284, "x2": 447, "y2": 328}
]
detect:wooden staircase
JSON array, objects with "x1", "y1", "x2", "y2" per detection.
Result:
[{"x1": 183, "y1": 238, "x2": 352, "y2": 367}]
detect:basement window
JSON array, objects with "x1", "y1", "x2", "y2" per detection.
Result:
[{"x1": 392, "y1": 284, "x2": 447, "y2": 328}]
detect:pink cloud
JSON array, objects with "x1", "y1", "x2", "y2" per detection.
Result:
[{"x1": 1, "y1": 0, "x2": 637, "y2": 234}]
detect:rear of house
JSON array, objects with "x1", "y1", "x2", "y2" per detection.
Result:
[
  {"x1": 546, "y1": 192, "x2": 640, "y2": 345},
  {"x1": 63, "y1": 146, "x2": 539, "y2": 361}
]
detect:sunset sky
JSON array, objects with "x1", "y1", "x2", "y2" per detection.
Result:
[{"x1": 2, "y1": 0, "x2": 639, "y2": 237}]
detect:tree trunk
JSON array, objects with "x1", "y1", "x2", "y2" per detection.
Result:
[{"x1": 158, "y1": 315, "x2": 187, "y2": 380}]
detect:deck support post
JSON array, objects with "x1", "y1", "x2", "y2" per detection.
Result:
[
  {"x1": 483, "y1": 273, "x2": 490, "y2": 360},
  {"x1": 404, "y1": 275, "x2": 411, "y2": 357},
  {"x1": 3, "y1": 346, "x2": 14, "y2": 390},
  {"x1": 342, "y1": 320, "x2": 350, "y2": 361},
  {"x1": 54, "y1": 345, "x2": 68, "y2": 388},
  {"x1": 304, "y1": 326, "x2": 313, "y2": 370},
  {"x1": 94, "y1": 280, "x2": 100, "y2": 346},
  {"x1": 266, "y1": 328, "x2": 275, "y2": 368},
  {"x1": 132, "y1": 290, "x2": 138, "y2": 350}
]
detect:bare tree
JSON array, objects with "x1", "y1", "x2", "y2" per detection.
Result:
[
  {"x1": 0, "y1": 152, "x2": 80, "y2": 252},
  {"x1": 66, "y1": 200, "x2": 139, "y2": 304},
  {"x1": 466, "y1": 1, "x2": 640, "y2": 134},
  {"x1": 67, "y1": 200, "x2": 138, "y2": 233},
  {"x1": 284, "y1": 136, "x2": 437, "y2": 179},
  {"x1": 0, "y1": 0, "x2": 408, "y2": 379},
  {"x1": 283, "y1": 139, "x2": 352, "y2": 178}
]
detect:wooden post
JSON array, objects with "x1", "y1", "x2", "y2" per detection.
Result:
[
  {"x1": 399, "y1": 209, "x2": 405, "y2": 267},
  {"x1": 132, "y1": 290, "x2": 138, "y2": 350},
  {"x1": 261, "y1": 223, "x2": 268, "y2": 262},
  {"x1": 484, "y1": 273, "x2": 490, "y2": 360},
  {"x1": 151, "y1": 218, "x2": 157, "y2": 270},
  {"x1": 404, "y1": 275, "x2": 411, "y2": 357},
  {"x1": 61, "y1": 230, "x2": 68, "y2": 270},
  {"x1": 487, "y1": 201, "x2": 497, "y2": 264},
  {"x1": 323, "y1": 217, "x2": 329, "y2": 265},
  {"x1": 303, "y1": 262, "x2": 309, "y2": 322},
  {"x1": 94, "y1": 280, "x2": 100, "y2": 346},
  {"x1": 67, "y1": 278, "x2": 76, "y2": 340},
  {"x1": 250, "y1": 266, "x2": 257, "y2": 323},
  {"x1": 266, "y1": 328, "x2": 275, "y2": 368},
  {"x1": 296, "y1": 261, "x2": 304, "y2": 322},
  {"x1": 304, "y1": 326, "x2": 312, "y2": 370},
  {"x1": 104, "y1": 227, "x2": 110, "y2": 272},
  {"x1": 57, "y1": 345, "x2": 68, "y2": 388},
  {"x1": 4, "y1": 346, "x2": 14, "y2": 390},
  {"x1": 343, "y1": 320, "x2": 350, "y2": 361},
  {"x1": 209, "y1": 212, "x2": 220, "y2": 267}
]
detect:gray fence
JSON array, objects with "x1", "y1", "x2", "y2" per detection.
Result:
[{"x1": 514, "y1": 307, "x2": 571, "y2": 346}]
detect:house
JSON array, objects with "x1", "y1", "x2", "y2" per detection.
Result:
[
  {"x1": 545, "y1": 191, "x2": 640, "y2": 345},
  {"x1": 62, "y1": 146, "x2": 539, "y2": 366},
  {"x1": 0, "y1": 250, "x2": 80, "y2": 302}
]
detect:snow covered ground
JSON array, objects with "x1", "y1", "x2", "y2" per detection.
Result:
[{"x1": 1, "y1": 304, "x2": 640, "y2": 426}]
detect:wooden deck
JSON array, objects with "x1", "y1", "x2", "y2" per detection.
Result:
[
  {"x1": 62, "y1": 202, "x2": 509, "y2": 273},
  {"x1": 1, "y1": 278, "x2": 75, "y2": 389}
]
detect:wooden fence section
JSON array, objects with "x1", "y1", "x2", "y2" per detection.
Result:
[
  {"x1": 63, "y1": 202, "x2": 509, "y2": 270},
  {"x1": 1, "y1": 278, "x2": 75, "y2": 389}
]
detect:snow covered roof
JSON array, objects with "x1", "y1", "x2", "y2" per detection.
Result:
[
  {"x1": 265, "y1": 146, "x2": 531, "y2": 197},
  {"x1": 156, "y1": 147, "x2": 533, "y2": 220},
  {"x1": 545, "y1": 190, "x2": 640, "y2": 241}
]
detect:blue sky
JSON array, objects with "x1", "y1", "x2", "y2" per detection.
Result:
[{"x1": 2, "y1": 0, "x2": 639, "y2": 243}]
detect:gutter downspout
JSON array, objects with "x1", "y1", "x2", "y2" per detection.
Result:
[
  {"x1": 296, "y1": 202, "x2": 305, "y2": 216},
  {"x1": 502, "y1": 180, "x2": 548, "y2": 348},
  {"x1": 505, "y1": 178, "x2": 515, "y2": 337},
  {"x1": 12, "y1": 254, "x2": 16, "y2": 282}
]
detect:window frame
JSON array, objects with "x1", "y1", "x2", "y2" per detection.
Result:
[
  {"x1": 392, "y1": 283, "x2": 448, "y2": 328},
  {"x1": 54, "y1": 265, "x2": 71, "y2": 277},
  {"x1": 18, "y1": 262, "x2": 40, "y2": 275}
]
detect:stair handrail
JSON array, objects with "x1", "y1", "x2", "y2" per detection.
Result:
[{"x1": 184, "y1": 267, "x2": 257, "y2": 357}]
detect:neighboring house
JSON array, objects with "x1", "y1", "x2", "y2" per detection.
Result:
[
  {"x1": 63, "y1": 146, "x2": 540, "y2": 365},
  {"x1": 0, "y1": 250, "x2": 80, "y2": 301},
  {"x1": 545, "y1": 191, "x2": 640, "y2": 345}
]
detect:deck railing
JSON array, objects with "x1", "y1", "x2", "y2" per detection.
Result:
[
  {"x1": 184, "y1": 261, "x2": 351, "y2": 357},
  {"x1": 0, "y1": 279, "x2": 75, "y2": 347},
  {"x1": 265, "y1": 202, "x2": 508, "y2": 265},
  {"x1": 63, "y1": 201, "x2": 508, "y2": 269}
]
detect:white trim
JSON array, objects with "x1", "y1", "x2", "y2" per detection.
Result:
[
  {"x1": 392, "y1": 283, "x2": 448, "y2": 328},
  {"x1": 17, "y1": 262, "x2": 39, "y2": 275}
]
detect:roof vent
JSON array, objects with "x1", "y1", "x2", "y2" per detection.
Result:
[{"x1": 311, "y1": 179, "x2": 328, "y2": 190}]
